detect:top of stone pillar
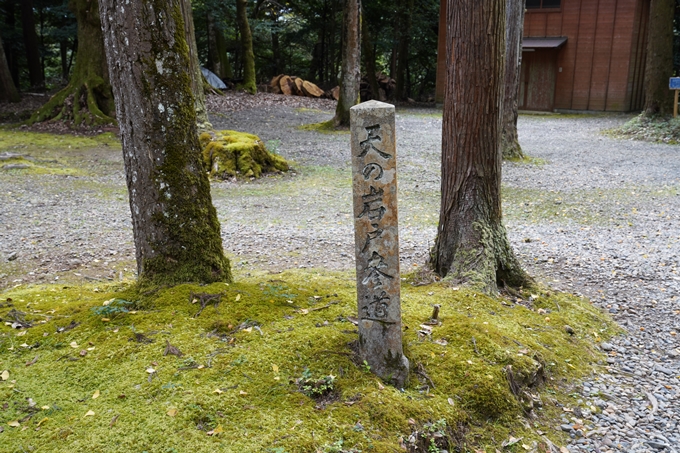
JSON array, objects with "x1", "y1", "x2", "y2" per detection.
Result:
[{"x1": 350, "y1": 100, "x2": 395, "y2": 112}]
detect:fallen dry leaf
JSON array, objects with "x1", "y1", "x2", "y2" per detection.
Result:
[
  {"x1": 92, "y1": 390, "x2": 100, "y2": 399},
  {"x1": 70, "y1": 341, "x2": 78, "y2": 348},
  {"x1": 560, "y1": 448, "x2": 569, "y2": 453},
  {"x1": 41, "y1": 406, "x2": 50, "y2": 410},
  {"x1": 36, "y1": 417, "x2": 48, "y2": 427},
  {"x1": 166, "y1": 408, "x2": 178, "y2": 417},
  {"x1": 8, "y1": 421, "x2": 20, "y2": 427},
  {"x1": 235, "y1": 294, "x2": 241, "y2": 302},
  {"x1": 212, "y1": 389, "x2": 223, "y2": 394},
  {"x1": 84, "y1": 410, "x2": 95, "y2": 417},
  {"x1": 207, "y1": 424, "x2": 223, "y2": 436},
  {"x1": 16, "y1": 330, "x2": 26, "y2": 337},
  {"x1": 272, "y1": 364, "x2": 279, "y2": 373},
  {"x1": 1, "y1": 370, "x2": 9, "y2": 381},
  {"x1": 146, "y1": 367, "x2": 156, "y2": 374},
  {"x1": 239, "y1": 391, "x2": 248, "y2": 396}
]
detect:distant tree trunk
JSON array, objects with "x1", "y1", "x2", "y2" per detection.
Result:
[
  {"x1": 395, "y1": 0, "x2": 413, "y2": 101},
  {"x1": 333, "y1": 0, "x2": 361, "y2": 127},
  {"x1": 236, "y1": 0, "x2": 257, "y2": 94},
  {"x1": 429, "y1": 0, "x2": 530, "y2": 293},
  {"x1": 0, "y1": 37, "x2": 20, "y2": 102},
  {"x1": 501, "y1": 0, "x2": 525, "y2": 160},
  {"x1": 20, "y1": 0, "x2": 44, "y2": 89},
  {"x1": 4, "y1": 0, "x2": 19, "y2": 87},
  {"x1": 215, "y1": 28, "x2": 233, "y2": 80},
  {"x1": 643, "y1": 0, "x2": 675, "y2": 116},
  {"x1": 59, "y1": 40, "x2": 69, "y2": 81},
  {"x1": 179, "y1": 0, "x2": 211, "y2": 130},
  {"x1": 362, "y1": 20, "x2": 380, "y2": 100},
  {"x1": 98, "y1": 0, "x2": 232, "y2": 286},
  {"x1": 207, "y1": 14, "x2": 232, "y2": 80},
  {"x1": 28, "y1": 0, "x2": 114, "y2": 127}
]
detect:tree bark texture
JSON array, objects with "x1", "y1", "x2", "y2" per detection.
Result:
[
  {"x1": 501, "y1": 0, "x2": 525, "y2": 160},
  {"x1": 643, "y1": 0, "x2": 675, "y2": 116},
  {"x1": 20, "y1": 0, "x2": 44, "y2": 89},
  {"x1": 362, "y1": 17, "x2": 379, "y2": 100},
  {"x1": 29, "y1": 0, "x2": 115, "y2": 126},
  {"x1": 179, "y1": 0, "x2": 211, "y2": 130},
  {"x1": 98, "y1": 0, "x2": 232, "y2": 285},
  {"x1": 236, "y1": 0, "x2": 256, "y2": 94},
  {"x1": 333, "y1": 0, "x2": 361, "y2": 127},
  {"x1": 0, "y1": 36, "x2": 20, "y2": 102},
  {"x1": 395, "y1": 0, "x2": 413, "y2": 101},
  {"x1": 429, "y1": 0, "x2": 530, "y2": 293},
  {"x1": 207, "y1": 14, "x2": 232, "y2": 80}
]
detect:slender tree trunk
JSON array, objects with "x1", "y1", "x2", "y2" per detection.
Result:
[
  {"x1": 429, "y1": 0, "x2": 530, "y2": 293},
  {"x1": 236, "y1": 0, "x2": 257, "y2": 94},
  {"x1": 0, "y1": 36, "x2": 20, "y2": 102},
  {"x1": 501, "y1": 0, "x2": 525, "y2": 160},
  {"x1": 207, "y1": 14, "x2": 220, "y2": 76},
  {"x1": 333, "y1": 0, "x2": 361, "y2": 127},
  {"x1": 28, "y1": 0, "x2": 115, "y2": 126},
  {"x1": 214, "y1": 23, "x2": 232, "y2": 80},
  {"x1": 4, "y1": 0, "x2": 19, "y2": 87},
  {"x1": 179, "y1": 0, "x2": 211, "y2": 130},
  {"x1": 395, "y1": 0, "x2": 413, "y2": 101},
  {"x1": 98, "y1": 0, "x2": 231, "y2": 286},
  {"x1": 362, "y1": 20, "x2": 380, "y2": 100},
  {"x1": 643, "y1": 0, "x2": 675, "y2": 116},
  {"x1": 59, "y1": 40, "x2": 68, "y2": 81},
  {"x1": 20, "y1": 0, "x2": 44, "y2": 89}
]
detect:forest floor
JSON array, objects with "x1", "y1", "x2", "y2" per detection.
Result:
[{"x1": 0, "y1": 93, "x2": 679, "y2": 452}]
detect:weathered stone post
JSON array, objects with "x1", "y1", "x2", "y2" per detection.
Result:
[{"x1": 350, "y1": 100, "x2": 409, "y2": 387}]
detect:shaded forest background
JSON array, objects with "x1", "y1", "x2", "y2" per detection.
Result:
[{"x1": 1, "y1": 0, "x2": 442, "y2": 102}]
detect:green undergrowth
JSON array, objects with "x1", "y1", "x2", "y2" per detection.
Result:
[
  {"x1": 605, "y1": 114, "x2": 680, "y2": 144},
  {"x1": 298, "y1": 120, "x2": 350, "y2": 134},
  {"x1": 0, "y1": 130, "x2": 119, "y2": 151},
  {"x1": 0, "y1": 270, "x2": 617, "y2": 452}
]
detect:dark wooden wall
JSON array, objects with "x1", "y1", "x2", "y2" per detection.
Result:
[
  {"x1": 524, "y1": 0, "x2": 649, "y2": 111},
  {"x1": 434, "y1": 0, "x2": 650, "y2": 111}
]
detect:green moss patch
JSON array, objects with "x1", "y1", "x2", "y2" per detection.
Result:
[
  {"x1": 298, "y1": 120, "x2": 350, "y2": 134},
  {"x1": 605, "y1": 114, "x2": 680, "y2": 144},
  {"x1": 200, "y1": 130, "x2": 289, "y2": 179},
  {"x1": 0, "y1": 130, "x2": 120, "y2": 151},
  {"x1": 0, "y1": 153, "x2": 84, "y2": 176},
  {"x1": 0, "y1": 270, "x2": 617, "y2": 452}
]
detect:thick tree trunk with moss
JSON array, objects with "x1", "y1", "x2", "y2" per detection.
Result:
[
  {"x1": 333, "y1": 0, "x2": 361, "y2": 127},
  {"x1": 20, "y1": 0, "x2": 44, "y2": 89},
  {"x1": 429, "y1": 0, "x2": 530, "y2": 294},
  {"x1": 28, "y1": 0, "x2": 115, "y2": 127},
  {"x1": 98, "y1": 0, "x2": 231, "y2": 285},
  {"x1": 236, "y1": 0, "x2": 256, "y2": 94},
  {"x1": 179, "y1": 0, "x2": 211, "y2": 130},
  {"x1": 501, "y1": 0, "x2": 525, "y2": 160},
  {"x1": 0, "y1": 37, "x2": 20, "y2": 102},
  {"x1": 643, "y1": 0, "x2": 675, "y2": 116}
]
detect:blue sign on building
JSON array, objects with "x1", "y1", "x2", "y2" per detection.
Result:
[{"x1": 670, "y1": 77, "x2": 680, "y2": 90}]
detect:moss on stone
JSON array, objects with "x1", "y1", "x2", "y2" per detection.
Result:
[
  {"x1": 200, "y1": 130, "x2": 289, "y2": 179},
  {"x1": 0, "y1": 269, "x2": 617, "y2": 452}
]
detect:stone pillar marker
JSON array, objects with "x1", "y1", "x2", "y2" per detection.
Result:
[{"x1": 350, "y1": 100, "x2": 409, "y2": 387}]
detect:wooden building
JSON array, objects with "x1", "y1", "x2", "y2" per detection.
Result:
[{"x1": 435, "y1": 0, "x2": 651, "y2": 112}]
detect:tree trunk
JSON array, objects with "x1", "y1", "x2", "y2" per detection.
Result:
[
  {"x1": 98, "y1": 0, "x2": 231, "y2": 286},
  {"x1": 28, "y1": 0, "x2": 115, "y2": 127},
  {"x1": 0, "y1": 36, "x2": 20, "y2": 102},
  {"x1": 4, "y1": 0, "x2": 20, "y2": 88},
  {"x1": 179, "y1": 0, "x2": 211, "y2": 130},
  {"x1": 501, "y1": 0, "x2": 525, "y2": 160},
  {"x1": 643, "y1": 0, "x2": 675, "y2": 116},
  {"x1": 395, "y1": 0, "x2": 413, "y2": 101},
  {"x1": 429, "y1": 0, "x2": 530, "y2": 293},
  {"x1": 362, "y1": 20, "x2": 380, "y2": 100},
  {"x1": 207, "y1": 13, "x2": 220, "y2": 75},
  {"x1": 236, "y1": 0, "x2": 257, "y2": 94},
  {"x1": 20, "y1": 0, "x2": 44, "y2": 89},
  {"x1": 215, "y1": 22, "x2": 232, "y2": 80},
  {"x1": 333, "y1": 0, "x2": 361, "y2": 127}
]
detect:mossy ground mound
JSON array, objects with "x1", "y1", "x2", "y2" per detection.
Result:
[
  {"x1": 0, "y1": 269, "x2": 617, "y2": 452},
  {"x1": 606, "y1": 114, "x2": 680, "y2": 144},
  {"x1": 200, "y1": 130, "x2": 289, "y2": 179}
]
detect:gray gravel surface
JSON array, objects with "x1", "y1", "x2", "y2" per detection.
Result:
[{"x1": 1, "y1": 98, "x2": 679, "y2": 452}]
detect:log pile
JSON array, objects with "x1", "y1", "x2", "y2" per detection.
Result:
[
  {"x1": 360, "y1": 73, "x2": 396, "y2": 102},
  {"x1": 269, "y1": 75, "x2": 328, "y2": 98}
]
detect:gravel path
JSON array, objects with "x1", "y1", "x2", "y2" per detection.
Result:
[{"x1": 1, "y1": 96, "x2": 679, "y2": 452}]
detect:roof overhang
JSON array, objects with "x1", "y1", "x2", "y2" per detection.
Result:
[{"x1": 522, "y1": 37, "x2": 568, "y2": 50}]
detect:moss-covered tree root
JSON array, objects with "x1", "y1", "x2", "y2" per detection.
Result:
[{"x1": 200, "y1": 130, "x2": 289, "y2": 179}]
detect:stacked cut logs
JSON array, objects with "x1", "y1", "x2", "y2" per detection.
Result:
[
  {"x1": 269, "y1": 75, "x2": 330, "y2": 99},
  {"x1": 360, "y1": 73, "x2": 396, "y2": 102}
]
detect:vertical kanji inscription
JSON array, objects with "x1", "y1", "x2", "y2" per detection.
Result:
[{"x1": 350, "y1": 100, "x2": 409, "y2": 388}]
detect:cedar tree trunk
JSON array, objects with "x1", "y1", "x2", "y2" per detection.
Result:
[
  {"x1": 333, "y1": 0, "x2": 361, "y2": 127},
  {"x1": 501, "y1": 0, "x2": 525, "y2": 160},
  {"x1": 28, "y1": 0, "x2": 115, "y2": 127},
  {"x1": 179, "y1": 0, "x2": 211, "y2": 130},
  {"x1": 207, "y1": 14, "x2": 232, "y2": 80},
  {"x1": 429, "y1": 0, "x2": 530, "y2": 293},
  {"x1": 20, "y1": 0, "x2": 44, "y2": 89},
  {"x1": 236, "y1": 0, "x2": 256, "y2": 94},
  {"x1": 362, "y1": 21, "x2": 380, "y2": 100},
  {"x1": 643, "y1": 0, "x2": 675, "y2": 116},
  {"x1": 395, "y1": 0, "x2": 413, "y2": 101},
  {"x1": 98, "y1": 0, "x2": 231, "y2": 285},
  {"x1": 0, "y1": 36, "x2": 20, "y2": 102}
]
